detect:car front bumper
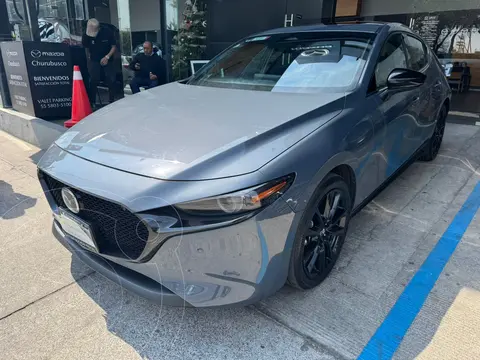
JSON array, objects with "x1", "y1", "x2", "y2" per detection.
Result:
[
  {"x1": 52, "y1": 203, "x2": 296, "y2": 307},
  {"x1": 39, "y1": 145, "x2": 298, "y2": 307},
  {"x1": 53, "y1": 220, "x2": 188, "y2": 306}
]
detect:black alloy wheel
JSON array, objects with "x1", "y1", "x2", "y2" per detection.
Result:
[
  {"x1": 288, "y1": 174, "x2": 352, "y2": 290},
  {"x1": 420, "y1": 105, "x2": 447, "y2": 161}
]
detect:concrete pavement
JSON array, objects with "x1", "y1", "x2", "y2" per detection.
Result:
[
  {"x1": 0, "y1": 129, "x2": 337, "y2": 360},
  {"x1": 1, "y1": 123, "x2": 480, "y2": 359}
]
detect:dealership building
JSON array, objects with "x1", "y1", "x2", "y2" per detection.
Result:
[{"x1": 0, "y1": 0, "x2": 480, "y2": 116}]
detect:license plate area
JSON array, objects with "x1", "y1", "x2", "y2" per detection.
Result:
[{"x1": 58, "y1": 208, "x2": 97, "y2": 252}]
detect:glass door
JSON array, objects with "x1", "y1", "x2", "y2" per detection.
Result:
[{"x1": 115, "y1": 0, "x2": 164, "y2": 92}]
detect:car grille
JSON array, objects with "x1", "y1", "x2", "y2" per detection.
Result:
[{"x1": 41, "y1": 172, "x2": 149, "y2": 260}]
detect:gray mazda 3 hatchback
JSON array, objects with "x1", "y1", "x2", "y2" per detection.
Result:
[{"x1": 38, "y1": 22, "x2": 451, "y2": 307}]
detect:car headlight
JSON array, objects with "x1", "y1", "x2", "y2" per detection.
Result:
[{"x1": 175, "y1": 174, "x2": 295, "y2": 215}]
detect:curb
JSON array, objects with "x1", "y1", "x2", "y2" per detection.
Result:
[{"x1": 0, "y1": 108, "x2": 65, "y2": 150}]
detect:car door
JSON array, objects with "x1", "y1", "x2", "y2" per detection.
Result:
[
  {"x1": 369, "y1": 32, "x2": 418, "y2": 181},
  {"x1": 403, "y1": 34, "x2": 438, "y2": 143}
]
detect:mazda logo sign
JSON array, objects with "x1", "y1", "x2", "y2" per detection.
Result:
[
  {"x1": 30, "y1": 50, "x2": 41, "y2": 58},
  {"x1": 61, "y1": 188, "x2": 80, "y2": 214}
]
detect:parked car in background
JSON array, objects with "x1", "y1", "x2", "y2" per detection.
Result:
[
  {"x1": 38, "y1": 22, "x2": 451, "y2": 308},
  {"x1": 38, "y1": 18, "x2": 82, "y2": 45}
]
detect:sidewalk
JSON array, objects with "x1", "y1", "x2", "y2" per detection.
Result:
[
  {"x1": 0, "y1": 130, "x2": 337, "y2": 360},
  {"x1": 0, "y1": 106, "x2": 65, "y2": 150},
  {"x1": 0, "y1": 123, "x2": 480, "y2": 359}
]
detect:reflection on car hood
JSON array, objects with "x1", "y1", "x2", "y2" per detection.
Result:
[{"x1": 55, "y1": 83, "x2": 344, "y2": 180}]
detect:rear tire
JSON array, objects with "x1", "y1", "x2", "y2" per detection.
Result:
[
  {"x1": 288, "y1": 174, "x2": 352, "y2": 290},
  {"x1": 419, "y1": 105, "x2": 447, "y2": 162}
]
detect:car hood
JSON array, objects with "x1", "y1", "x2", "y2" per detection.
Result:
[{"x1": 55, "y1": 83, "x2": 344, "y2": 180}]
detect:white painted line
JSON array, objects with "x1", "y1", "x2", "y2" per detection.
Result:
[{"x1": 450, "y1": 111, "x2": 480, "y2": 119}]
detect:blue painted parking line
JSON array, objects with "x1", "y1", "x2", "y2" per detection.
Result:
[{"x1": 358, "y1": 182, "x2": 480, "y2": 360}]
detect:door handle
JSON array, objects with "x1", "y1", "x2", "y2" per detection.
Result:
[{"x1": 411, "y1": 96, "x2": 420, "y2": 102}]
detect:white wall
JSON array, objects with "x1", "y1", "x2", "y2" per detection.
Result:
[
  {"x1": 361, "y1": 0, "x2": 480, "y2": 16},
  {"x1": 117, "y1": 0, "x2": 131, "y2": 30},
  {"x1": 129, "y1": 0, "x2": 161, "y2": 32}
]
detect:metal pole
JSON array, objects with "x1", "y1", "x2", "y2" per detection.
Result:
[
  {"x1": 0, "y1": 0, "x2": 12, "y2": 41},
  {"x1": 321, "y1": 0, "x2": 337, "y2": 24},
  {"x1": 160, "y1": 0, "x2": 170, "y2": 82},
  {"x1": 25, "y1": 0, "x2": 40, "y2": 41},
  {"x1": 66, "y1": 0, "x2": 78, "y2": 39},
  {"x1": 21, "y1": 0, "x2": 30, "y2": 28}
]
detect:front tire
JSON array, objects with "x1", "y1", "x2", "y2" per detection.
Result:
[
  {"x1": 288, "y1": 174, "x2": 352, "y2": 290},
  {"x1": 419, "y1": 105, "x2": 447, "y2": 161}
]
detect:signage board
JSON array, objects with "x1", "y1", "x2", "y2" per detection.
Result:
[
  {"x1": 0, "y1": 41, "x2": 72, "y2": 118},
  {"x1": 1, "y1": 42, "x2": 35, "y2": 114}
]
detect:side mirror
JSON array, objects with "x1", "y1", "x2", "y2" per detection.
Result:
[{"x1": 387, "y1": 68, "x2": 426, "y2": 90}]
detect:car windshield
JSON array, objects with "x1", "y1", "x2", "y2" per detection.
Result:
[{"x1": 188, "y1": 32, "x2": 375, "y2": 93}]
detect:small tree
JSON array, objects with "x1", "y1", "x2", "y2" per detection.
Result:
[{"x1": 171, "y1": 0, "x2": 207, "y2": 80}]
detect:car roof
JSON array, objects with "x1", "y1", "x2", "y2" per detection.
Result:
[{"x1": 252, "y1": 22, "x2": 412, "y2": 37}]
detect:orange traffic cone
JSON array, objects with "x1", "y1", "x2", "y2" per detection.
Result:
[{"x1": 64, "y1": 65, "x2": 92, "y2": 128}]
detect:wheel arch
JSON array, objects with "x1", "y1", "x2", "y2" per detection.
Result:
[
  {"x1": 443, "y1": 97, "x2": 450, "y2": 113},
  {"x1": 289, "y1": 152, "x2": 358, "y2": 213},
  {"x1": 330, "y1": 164, "x2": 357, "y2": 205}
]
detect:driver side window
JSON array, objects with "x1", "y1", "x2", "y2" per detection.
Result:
[{"x1": 374, "y1": 33, "x2": 407, "y2": 90}]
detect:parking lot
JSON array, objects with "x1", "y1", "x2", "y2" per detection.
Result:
[{"x1": 1, "y1": 122, "x2": 480, "y2": 360}]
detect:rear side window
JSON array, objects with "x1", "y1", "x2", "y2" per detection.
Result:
[
  {"x1": 374, "y1": 33, "x2": 407, "y2": 89},
  {"x1": 403, "y1": 35, "x2": 428, "y2": 71}
]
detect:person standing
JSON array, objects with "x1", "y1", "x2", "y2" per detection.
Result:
[
  {"x1": 129, "y1": 41, "x2": 166, "y2": 94},
  {"x1": 82, "y1": 18, "x2": 117, "y2": 107}
]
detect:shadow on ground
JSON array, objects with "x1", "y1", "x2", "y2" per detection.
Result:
[
  {"x1": 0, "y1": 180, "x2": 37, "y2": 219},
  {"x1": 68, "y1": 255, "x2": 325, "y2": 360},
  {"x1": 49, "y1": 123, "x2": 480, "y2": 359},
  {"x1": 30, "y1": 149, "x2": 46, "y2": 164}
]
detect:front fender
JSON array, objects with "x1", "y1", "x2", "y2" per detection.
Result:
[{"x1": 287, "y1": 152, "x2": 358, "y2": 213}]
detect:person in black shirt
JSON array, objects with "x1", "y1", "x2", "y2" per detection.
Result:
[
  {"x1": 129, "y1": 41, "x2": 166, "y2": 94},
  {"x1": 82, "y1": 18, "x2": 117, "y2": 106}
]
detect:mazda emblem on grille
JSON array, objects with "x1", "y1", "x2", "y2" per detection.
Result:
[
  {"x1": 61, "y1": 188, "x2": 80, "y2": 214},
  {"x1": 43, "y1": 172, "x2": 149, "y2": 259}
]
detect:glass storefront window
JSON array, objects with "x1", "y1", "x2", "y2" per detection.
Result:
[
  {"x1": 5, "y1": 0, "x2": 25, "y2": 23},
  {"x1": 38, "y1": 0, "x2": 69, "y2": 19},
  {"x1": 73, "y1": 0, "x2": 84, "y2": 20},
  {"x1": 113, "y1": 0, "x2": 166, "y2": 92},
  {"x1": 3, "y1": 0, "x2": 480, "y2": 116},
  {"x1": 116, "y1": 0, "x2": 132, "y2": 56},
  {"x1": 6, "y1": 0, "x2": 85, "y2": 42},
  {"x1": 353, "y1": 8, "x2": 480, "y2": 115},
  {"x1": 6, "y1": 0, "x2": 29, "y2": 40}
]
